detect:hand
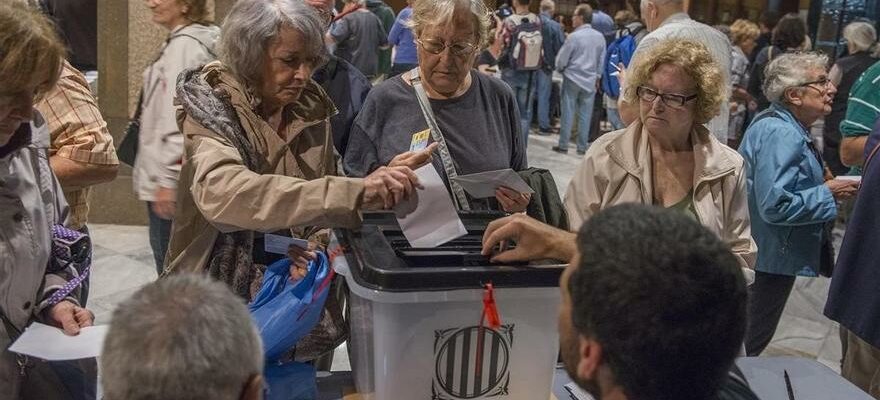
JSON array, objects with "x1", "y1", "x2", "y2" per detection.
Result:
[
  {"x1": 480, "y1": 213, "x2": 576, "y2": 263},
  {"x1": 151, "y1": 186, "x2": 176, "y2": 220},
  {"x1": 287, "y1": 241, "x2": 320, "y2": 282},
  {"x1": 825, "y1": 178, "x2": 859, "y2": 200},
  {"x1": 495, "y1": 186, "x2": 530, "y2": 213},
  {"x1": 363, "y1": 166, "x2": 421, "y2": 210},
  {"x1": 47, "y1": 301, "x2": 93, "y2": 336},
  {"x1": 388, "y1": 142, "x2": 438, "y2": 170}
]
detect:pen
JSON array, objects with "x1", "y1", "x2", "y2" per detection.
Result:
[{"x1": 784, "y1": 370, "x2": 795, "y2": 400}]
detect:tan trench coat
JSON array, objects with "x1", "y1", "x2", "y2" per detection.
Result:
[
  {"x1": 563, "y1": 122, "x2": 757, "y2": 270},
  {"x1": 165, "y1": 62, "x2": 365, "y2": 274}
]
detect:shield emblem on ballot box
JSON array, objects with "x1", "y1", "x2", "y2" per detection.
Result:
[{"x1": 432, "y1": 325, "x2": 514, "y2": 399}]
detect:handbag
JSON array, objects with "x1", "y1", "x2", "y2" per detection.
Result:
[{"x1": 116, "y1": 91, "x2": 143, "y2": 167}]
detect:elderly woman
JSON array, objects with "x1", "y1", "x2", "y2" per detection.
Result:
[
  {"x1": 564, "y1": 38, "x2": 757, "y2": 270},
  {"x1": 165, "y1": 0, "x2": 418, "y2": 297},
  {"x1": 739, "y1": 52, "x2": 860, "y2": 356},
  {"x1": 824, "y1": 22, "x2": 880, "y2": 175},
  {"x1": 343, "y1": 0, "x2": 530, "y2": 213},
  {"x1": 728, "y1": 19, "x2": 760, "y2": 148},
  {"x1": 1, "y1": 2, "x2": 95, "y2": 396},
  {"x1": 134, "y1": 0, "x2": 220, "y2": 274}
]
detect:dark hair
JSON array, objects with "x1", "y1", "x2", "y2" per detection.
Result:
[
  {"x1": 514, "y1": 0, "x2": 530, "y2": 6},
  {"x1": 760, "y1": 10, "x2": 781, "y2": 30},
  {"x1": 574, "y1": 4, "x2": 592, "y2": 25},
  {"x1": 772, "y1": 13, "x2": 806, "y2": 50},
  {"x1": 569, "y1": 204, "x2": 747, "y2": 400}
]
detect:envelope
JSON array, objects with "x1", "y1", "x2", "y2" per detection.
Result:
[
  {"x1": 451, "y1": 169, "x2": 534, "y2": 199},
  {"x1": 394, "y1": 165, "x2": 467, "y2": 248}
]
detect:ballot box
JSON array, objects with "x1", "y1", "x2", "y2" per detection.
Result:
[{"x1": 331, "y1": 211, "x2": 566, "y2": 400}]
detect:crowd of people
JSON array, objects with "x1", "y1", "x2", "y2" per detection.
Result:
[{"x1": 4, "y1": 0, "x2": 880, "y2": 399}]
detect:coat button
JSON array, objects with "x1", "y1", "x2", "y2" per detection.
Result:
[{"x1": 13, "y1": 213, "x2": 23, "y2": 223}]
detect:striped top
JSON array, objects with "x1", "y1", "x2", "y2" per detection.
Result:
[{"x1": 841, "y1": 59, "x2": 880, "y2": 138}]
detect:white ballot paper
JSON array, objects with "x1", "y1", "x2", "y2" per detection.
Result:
[
  {"x1": 451, "y1": 168, "x2": 534, "y2": 199},
  {"x1": 264, "y1": 233, "x2": 309, "y2": 255},
  {"x1": 564, "y1": 382, "x2": 597, "y2": 400},
  {"x1": 394, "y1": 164, "x2": 467, "y2": 248},
  {"x1": 838, "y1": 175, "x2": 862, "y2": 183},
  {"x1": 9, "y1": 323, "x2": 108, "y2": 361}
]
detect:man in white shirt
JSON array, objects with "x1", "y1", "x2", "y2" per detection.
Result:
[{"x1": 618, "y1": 0, "x2": 732, "y2": 143}]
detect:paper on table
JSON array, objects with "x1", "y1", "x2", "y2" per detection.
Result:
[
  {"x1": 451, "y1": 168, "x2": 534, "y2": 199},
  {"x1": 9, "y1": 323, "x2": 108, "y2": 361},
  {"x1": 394, "y1": 164, "x2": 467, "y2": 248}
]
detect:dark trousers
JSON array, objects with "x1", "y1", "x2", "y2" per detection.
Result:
[
  {"x1": 746, "y1": 271, "x2": 797, "y2": 356},
  {"x1": 147, "y1": 202, "x2": 172, "y2": 276}
]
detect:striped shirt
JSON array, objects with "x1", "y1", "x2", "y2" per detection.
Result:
[
  {"x1": 841, "y1": 60, "x2": 880, "y2": 138},
  {"x1": 629, "y1": 13, "x2": 733, "y2": 142},
  {"x1": 35, "y1": 60, "x2": 118, "y2": 229}
]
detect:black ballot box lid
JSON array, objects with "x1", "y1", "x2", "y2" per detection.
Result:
[{"x1": 333, "y1": 211, "x2": 566, "y2": 292}]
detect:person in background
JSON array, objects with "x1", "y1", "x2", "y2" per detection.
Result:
[
  {"x1": 739, "y1": 52, "x2": 859, "y2": 356},
  {"x1": 750, "y1": 10, "x2": 780, "y2": 64},
  {"x1": 328, "y1": 0, "x2": 389, "y2": 81},
  {"x1": 38, "y1": 0, "x2": 97, "y2": 72},
  {"x1": 603, "y1": 10, "x2": 646, "y2": 131},
  {"x1": 825, "y1": 120, "x2": 880, "y2": 398},
  {"x1": 476, "y1": 28, "x2": 502, "y2": 77},
  {"x1": 499, "y1": 0, "x2": 540, "y2": 141},
  {"x1": 552, "y1": 4, "x2": 605, "y2": 155},
  {"x1": 387, "y1": 0, "x2": 417, "y2": 77},
  {"x1": 567, "y1": 38, "x2": 756, "y2": 270},
  {"x1": 617, "y1": 0, "x2": 732, "y2": 144},
  {"x1": 727, "y1": 19, "x2": 760, "y2": 149},
  {"x1": 825, "y1": 22, "x2": 879, "y2": 176},
  {"x1": 101, "y1": 275, "x2": 264, "y2": 400},
  {"x1": 344, "y1": 0, "x2": 530, "y2": 213},
  {"x1": 1, "y1": 3, "x2": 96, "y2": 397},
  {"x1": 581, "y1": 0, "x2": 614, "y2": 43},
  {"x1": 747, "y1": 13, "x2": 806, "y2": 113},
  {"x1": 838, "y1": 30, "x2": 880, "y2": 175},
  {"x1": 366, "y1": 0, "x2": 395, "y2": 80},
  {"x1": 135, "y1": 0, "x2": 219, "y2": 275},
  {"x1": 535, "y1": 0, "x2": 565, "y2": 135}
]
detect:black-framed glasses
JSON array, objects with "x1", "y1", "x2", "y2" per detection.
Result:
[
  {"x1": 636, "y1": 86, "x2": 698, "y2": 108},
  {"x1": 798, "y1": 77, "x2": 832, "y2": 92},
  {"x1": 416, "y1": 38, "x2": 477, "y2": 56}
]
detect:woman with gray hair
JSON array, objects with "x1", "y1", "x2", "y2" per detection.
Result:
[
  {"x1": 824, "y1": 21, "x2": 880, "y2": 175},
  {"x1": 165, "y1": 0, "x2": 418, "y2": 296},
  {"x1": 739, "y1": 52, "x2": 860, "y2": 356},
  {"x1": 343, "y1": 0, "x2": 530, "y2": 213}
]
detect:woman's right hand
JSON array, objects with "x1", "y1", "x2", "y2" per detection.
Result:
[
  {"x1": 825, "y1": 178, "x2": 860, "y2": 200},
  {"x1": 388, "y1": 142, "x2": 438, "y2": 170},
  {"x1": 363, "y1": 166, "x2": 421, "y2": 210}
]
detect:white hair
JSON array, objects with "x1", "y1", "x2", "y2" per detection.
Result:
[
  {"x1": 407, "y1": 0, "x2": 491, "y2": 48},
  {"x1": 762, "y1": 52, "x2": 829, "y2": 104},
  {"x1": 218, "y1": 0, "x2": 328, "y2": 92},
  {"x1": 843, "y1": 21, "x2": 877, "y2": 53},
  {"x1": 101, "y1": 274, "x2": 263, "y2": 400}
]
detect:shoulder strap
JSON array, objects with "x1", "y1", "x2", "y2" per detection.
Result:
[{"x1": 409, "y1": 67, "x2": 471, "y2": 211}]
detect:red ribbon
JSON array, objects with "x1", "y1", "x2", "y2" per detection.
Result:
[{"x1": 481, "y1": 282, "x2": 502, "y2": 329}]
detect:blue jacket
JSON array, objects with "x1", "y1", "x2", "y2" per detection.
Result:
[
  {"x1": 739, "y1": 104, "x2": 837, "y2": 276},
  {"x1": 540, "y1": 13, "x2": 564, "y2": 73}
]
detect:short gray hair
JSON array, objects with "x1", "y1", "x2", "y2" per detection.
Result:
[
  {"x1": 101, "y1": 275, "x2": 263, "y2": 400},
  {"x1": 540, "y1": 0, "x2": 555, "y2": 13},
  {"x1": 762, "y1": 52, "x2": 829, "y2": 104},
  {"x1": 219, "y1": 0, "x2": 328, "y2": 93},
  {"x1": 843, "y1": 21, "x2": 877, "y2": 53},
  {"x1": 407, "y1": 0, "x2": 491, "y2": 49}
]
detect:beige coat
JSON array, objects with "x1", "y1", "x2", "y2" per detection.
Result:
[
  {"x1": 564, "y1": 122, "x2": 757, "y2": 270},
  {"x1": 165, "y1": 62, "x2": 365, "y2": 274}
]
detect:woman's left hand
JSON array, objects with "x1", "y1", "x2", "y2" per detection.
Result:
[
  {"x1": 47, "y1": 301, "x2": 94, "y2": 336},
  {"x1": 495, "y1": 186, "x2": 531, "y2": 213},
  {"x1": 287, "y1": 241, "x2": 320, "y2": 282}
]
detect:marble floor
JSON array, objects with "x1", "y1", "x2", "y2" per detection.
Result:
[{"x1": 86, "y1": 131, "x2": 845, "y2": 373}]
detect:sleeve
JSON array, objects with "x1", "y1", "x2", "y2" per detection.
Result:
[
  {"x1": 563, "y1": 148, "x2": 607, "y2": 231},
  {"x1": 388, "y1": 11, "x2": 404, "y2": 45},
  {"x1": 183, "y1": 117, "x2": 366, "y2": 232},
  {"x1": 38, "y1": 65, "x2": 119, "y2": 166},
  {"x1": 377, "y1": 18, "x2": 389, "y2": 47},
  {"x1": 725, "y1": 164, "x2": 757, "y2": 269},
  {"x1": 39, "y1": 154, "x2": 79, "y2": 311},
  {"x1": 750, "y1": 123, "x2": 837, "y2": 226},
  {"x1": 330, "y1": 18, "x2": 351, "y2": 43},
  {"x1": 342, "y1": 116, "x2": 381, "y2": 177},
  {"x1": 555, "y1": 40, "x2": 572, "y2": 72},
  {"x1": 840, "y1": 75, "x2": 879, "y2": 138}
]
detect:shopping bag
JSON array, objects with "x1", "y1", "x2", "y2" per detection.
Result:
[
  {"x1": 264, "y1": 361, "x2": 317, "y2": 400},
  {"x1": 249, "y1": 252, "x2": 334, "y2": 363}
]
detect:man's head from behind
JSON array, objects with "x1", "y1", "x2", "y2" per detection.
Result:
[
  {"x1": 102, "y1": 274, "x2": 264, "y2": 400},
  {"x1": 559, "y1": 204, "x2": 747, "y2": 400},
  {"x1": 639, "y1": 0, "x2": 685, "y2": 32}
]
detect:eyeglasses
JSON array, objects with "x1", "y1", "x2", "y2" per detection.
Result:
[
  {"x1": 416, "y1": 38, "x2": 477, "y2": 56},
  {"x1": 798, "y1": 77, "x2": 833, "y2": 92},
  {"x1": 636, "y1": 86, "x2": 698, "y2": 108}
]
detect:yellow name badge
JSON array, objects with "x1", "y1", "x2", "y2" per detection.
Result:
[{"x1": 409, "y1": 129, "x2": 431, "y2": 151}]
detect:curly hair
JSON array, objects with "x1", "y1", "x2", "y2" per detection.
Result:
[
  {"x1": 407, "y1": 0, "x2": 491, "y2": 49},
  {"x1": 570, "y1": 204, "x2": 747, "y2": 400},
  {"x1": 0, "y1": 1, "x2": 64, "y2": 98},
  {"x1": 180, "y1": 0, "x2": 213, "y2": 24},
  {"x1": 730, "y1": 19, "x2": 760, "y2": 47},
  {"x1": 623, "y1": 38, "x2": 726, "y2": 125}
]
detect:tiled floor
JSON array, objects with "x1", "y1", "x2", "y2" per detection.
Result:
[{"x1": 86, "y1": 132, "x2": 845, "y2": 373}]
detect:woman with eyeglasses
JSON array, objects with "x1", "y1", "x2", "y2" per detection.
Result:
[
  {"x1": 343, "y1": 0, "x2": 530, "y2": 213},
  {"x1": 564, "y1": 38, "x2": 757, "y2": 269},
  {"x1": 739, "y1": 52, "x2": 859, "y2": 357}
]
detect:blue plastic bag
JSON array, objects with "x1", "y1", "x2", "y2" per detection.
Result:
[{"x1": 249, "y1": 252, "x2": 334, "y2": 400}]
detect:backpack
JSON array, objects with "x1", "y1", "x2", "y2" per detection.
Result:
[
  {"x1": 602, "y1": 26, "x2": 643, "y2": 99},
  {"x1": 504, "y1": 16, "x2": 544, "y2": 71}
]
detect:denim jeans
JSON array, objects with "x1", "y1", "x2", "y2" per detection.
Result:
[
  {"x1": 606, "y1": 106, "x2": 625, "y2": 130},
  {"x1": 558, "y1": 77, "x2": 595, "y2": 152},
  {"x1": 147, "y1": 202, "x2": 172, "y2": 276},
  {"x1": 535, "y1": 68, "x2": 553, "y2": 130},
  {"x1": 503, "y1": 70, "x2": 536, "y2": 144}
]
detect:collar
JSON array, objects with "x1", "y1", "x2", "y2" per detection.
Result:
[
  {"x1": 606, "y1": 121, "x2": 736, "y2": 184},
  {"x1": 660, "y1": 12, "x2": 691, "y2": 28},
  {"x1": 574, "y1": 24, "x2": 592, "y2": 32},
  {"x1": 768, "y1": 102, "x2": 814, "y2": 141}
]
